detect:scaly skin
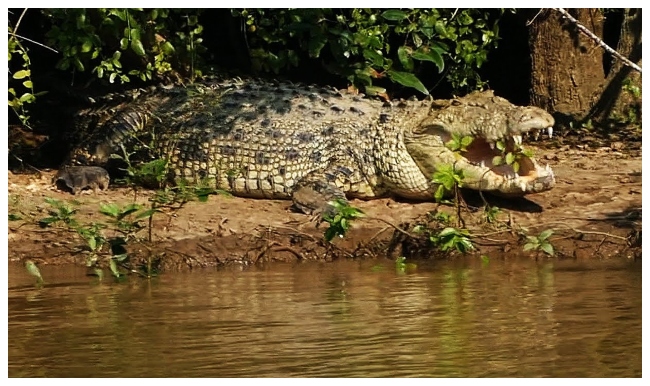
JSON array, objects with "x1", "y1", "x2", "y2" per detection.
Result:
[{"x1": 64, "y1": 77, "x2": 555, "y2": 211}]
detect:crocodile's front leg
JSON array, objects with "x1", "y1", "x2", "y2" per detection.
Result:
[{"x1": 291, "y1": 174, "x2": 347, "y2": 216}]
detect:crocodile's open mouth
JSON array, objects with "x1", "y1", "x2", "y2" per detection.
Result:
[{"x1": 459, "y1": 128, "x2": 555, "y2": 195}]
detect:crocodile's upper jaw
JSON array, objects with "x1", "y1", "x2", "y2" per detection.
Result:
[{"x1": 405, "y1": 93, "x2": 556, "y2": 196}]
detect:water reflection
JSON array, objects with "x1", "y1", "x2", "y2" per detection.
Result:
[{"x1": 8, "y1": 258, "x2": 641, "y2": 377}]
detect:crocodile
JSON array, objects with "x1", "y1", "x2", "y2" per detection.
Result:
[{"x1": 62, "y1": 77, "x2": 556, "y2": 213}]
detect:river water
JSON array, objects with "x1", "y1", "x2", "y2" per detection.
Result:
[{"x1": 8, "y1": 257, "x2": 642, "y2": 377}]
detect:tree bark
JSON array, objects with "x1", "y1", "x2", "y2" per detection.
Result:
[
  {"x1": 527, "y1": 9, "x2": 607, "y2": 119},
  {"x1": 588, "y1": 8, "x2": 642, "y2": 123}
]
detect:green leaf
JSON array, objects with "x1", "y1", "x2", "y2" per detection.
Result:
[
  {"x1": 112, "y1": 253, "x2": 129, "y2": 262},
  {"x1": 109, "y1": 72, "x2": 117, "y2": 83},
  {"x1": 161, "y1": 41, "x2": 175, "y2": 55},
  {"x1": 411, "y1": 47, "x2": 444, "y2": 73},
  {"x1": 12, "y1": 69, "x2": 30, "y2": 79},
  {"x1": 130, "y1": 28, "x2": 141, "y2": 41},
  {"x1": 73, "y1": 57, "x2": 85, "y2": 72},
  {"x1": 522, "y1": 243, "x2": 536, "y2": 251},
  {"x1": 538, "y1": 229, "x2": 554, "y2": 241},
  {"x1": 364, "y1": 85, "x2": 387, "y2": 96},
  {"x1": 87, "y1": 236, "x2": 97, "y2": 251},
  {"x1": 492, "y1": 156, "x2": 503, "y2": 166},
  {"x1": 397, "y1": 46, "x2": 414, "y2": 71},
  {"x1": 131, "y1": 39, "x2": 146, "y2": 56},
  {"x1": 135, "y1": 208, "x2": 158, "y2": 219},
  {"x1": 22, "y1": 80, "x2": 33, "y2": 89},
  {"x1": 540, "y1": 243, "x2": 554, "y2": 256},
  {"x1": 81, "y1": 39, "x2": 93, "y2": 53},
  {"x1": 512, "y1": 162, "x2": 520, "y2": 173},
  {"x1": 434, "y1": 184, "x2": 445, "y2": 202},
  {"x1": 19, "y1": 93, "x2": 35, "y2": 103},
  {"x1": 110, "y1": 9, "x2": 127, "y2": 21},
  {"x1": 505, "y1": 152, "x2": 515, "y2": 165},
  {"x1": 120, "y1": 38, "x2": 129, "y2": 50},
  {"x1": 459, "y1": 238, "x2": 474, "y2": 251},
  {"x1": 25, "y1": 260, "x2": 44, "y2": 284},
  {"x1": 381, "y1": 10, "x2": 409, "y2": 21},
  {"x1": 100, "y1": 203, "x2": 120, "y2": 217},
  {"x1": 307, "y1": 33, "x2": 327, "y2": 58},
  {"x1": 460, "y1": 136, "x2": 473, "y2": 148},
  {"x1": 92, "y1": 268, "x2": 104, "y2": 280},
  {"x1": 362, "y1": 48, "x2": 384, "y2": 67},
  {"x1": 496, "y1": 140, "x2": 505, "y2": 151},
  {"x1": 386, "y1": 70, "x2": 428, "y2": 95},
  {"x1": 438, "y1": 227, "x2": 458, "y2": 237},
  {"x1": 109, "y1": 259, "x2": 121, "y2": 278}
]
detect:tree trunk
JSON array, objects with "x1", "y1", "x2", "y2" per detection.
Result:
[
  {"x1": 588, "y1": 8, "x2": 642, "y2": 124},
  {"x1": 527, "y1": 9, "x2": 607, "y2": 120}
]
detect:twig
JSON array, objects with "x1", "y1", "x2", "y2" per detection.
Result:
[
  {"x1": 594, "y1": 235, "x2": 608, "y2": 255},
  {"x1": 9, "y1": 9, "x2": 59, "y2": 53},
  {"x1": 365, "y1": 216, "x2": 417, "y2": 239},
  {"x1": 366, "y1": 226, "x2": 392, "y2": 245},
  {"x1": 271, "y1": 246, "x2": 303, "y2": 260},
  {"x1": 12, "y1": 8, "x2": 28, "y2": 35},
  {"x1": 267, "y1": 225, "x2": 318, "y2": 241},
  {"x1": 9, "y1": 33, "x2": 59, "y2": 53},
  {"x1": 554, "y1": 8, "x2": 642, "y2": 73},
  {"x1": 526, "y1": 9, "x2": 545, "y2": 26}
]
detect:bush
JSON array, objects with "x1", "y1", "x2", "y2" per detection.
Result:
[{"x1": 233, "y1": 8, "x2": 505, "y2": 93}]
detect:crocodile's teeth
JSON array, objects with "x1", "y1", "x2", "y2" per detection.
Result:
[
  {"x1": 545, "y1": 163, "x2": 551, "y2": 172},
  {"x1": 514, "y1": 172, "x2": 520, "y2": 178},
  {"x1": 520, "y1": 181, "x2": 527, "y2": 191},
  {"x1": 535, "y1": 130, "x2": 541, "y2": 141},
  {"x1": 480, "y1": 160, "x2": 486, "y2": 168},
  {"x1": 547, "y1": 126, "x2": 553, "y2": 138},
  {"x1": 513, "y1": 135, "x2": 522, "y2": 146}
]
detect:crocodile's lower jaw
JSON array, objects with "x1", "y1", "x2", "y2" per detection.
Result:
[{"x1": 459, "y1": 137, "x2": 555, "y2": 195}]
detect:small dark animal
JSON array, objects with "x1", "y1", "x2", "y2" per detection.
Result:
[{"x1": 54, "y1": 166, "x2": 110, "y2": 194}]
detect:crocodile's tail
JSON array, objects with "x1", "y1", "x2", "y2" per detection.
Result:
[{"x1": 63, "y1": 94, "x2": 166, "y2": 167}]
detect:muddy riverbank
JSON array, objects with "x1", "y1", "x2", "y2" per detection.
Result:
[{"x1": 7, "y1": 145, "x2": 642, "y2": 270}]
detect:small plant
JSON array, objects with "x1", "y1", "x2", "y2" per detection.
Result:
[
  {"x1": 8, "y1": 10, "x2": 47, "y2": 127},
  {"x1": 483, "y1": 205, "x2": 501, "y2": 224},
  {"x1": 429, "y1": 210, "x2": 453, "y2": 225},
  {"x1": 491, "y1": 139, "x2": 534, "y2": 175},
  {"x1": 432, "y1": 163, "x2": 465, "y2": 203},
  {"x1": 395, "y1": 256, "x2": 417, "y2": 274},
  {"x1": 429, "y1": 227, "x2": 474, "y2": 253},
  {"x1": 432, "y1": 163, "x2": 468, "y2": 227},
  {"x1": 445, "y1": 133, "x2": 474, "y2": 153},
  {"x1": 75, "y1": 222, "x2": 107, "y2": 265},
  {"x1": 39, "y1": 198, "x2": 79, "y2": 228},
  {"x1": 322, "y1": 199, "x2": 365, "y2": 242},
  {"x1": 523, "y1": 229, "x2": 555, "y2": 256},
  {"x1": 99, "y1": 203, "x2": 153, "y2": 238}
]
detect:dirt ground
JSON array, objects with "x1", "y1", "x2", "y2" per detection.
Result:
[{"x1": 7, "y1": 143, "x2": 642, "y2": 271}]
